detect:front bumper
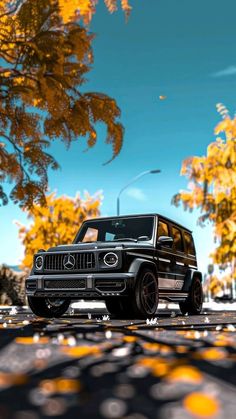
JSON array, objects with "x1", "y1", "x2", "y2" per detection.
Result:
[{"x1": 25, "y1": 273, "x2": 134, "y2": 298}]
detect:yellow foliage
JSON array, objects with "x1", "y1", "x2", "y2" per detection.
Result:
[
  {"x1": 173, "y1": 105, "x2": 236, "y2": 286},
  {"x1": 58, "y1": 0, "x2": 132, "y2": 24},
  {"x1": 0, "y1": 0, "x2": 124, "y2": 208},
  {"x1": 1, "y1": 70, "x2": 11, "y2": 77},
  {"x1": 32, "y1": 98, "x2": 43, "y2": 107},
  {"x1": 58, "y1": 0, "x2": 94, "y2": 24},
  {"x1": 16, "y1": 191, "x2": 102, "y2": 269},
  {"x1": 184, "y1": 392, "x2": 219, "y2": 417}
]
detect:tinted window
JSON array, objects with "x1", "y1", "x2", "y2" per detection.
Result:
[
  {"x1": 184, "y1": 231, "x2": 196, "y2": 255},
  {"x1": 172, "y1": 226, "x2": 184, "y2": 252},
  {"x1": 158, "y1": 221, "x2": 169, "y2": 237}
]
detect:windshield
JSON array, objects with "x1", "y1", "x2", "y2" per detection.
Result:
[{"x1": 75, "y1": 216, "x2": 155, "y2": 243}]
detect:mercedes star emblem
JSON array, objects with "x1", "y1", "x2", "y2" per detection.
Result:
[{"x1": 63, "y1": 254, "x2": 75, "y2": 270}]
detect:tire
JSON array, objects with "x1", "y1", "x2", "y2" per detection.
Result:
[
  {"x1": 105, "y1": 298, "x2": 124, "y2": 317},
  {"x1": 27, "y1": 296, "x2": 71, "y2": 318},
  {"x1": 131, "y1": 268, "x2": 159, "y2": 319},
  {"x1": 179, "y1": 277, "x2": 203, "y2": 315},
  {"x1": 105, "y1": 298, "x2": 133, "y2": 319}
]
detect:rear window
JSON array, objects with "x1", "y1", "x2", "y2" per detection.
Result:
[
  {"x1": 184, "y1": 231, "x2": 196, "y2": 255},
  {"x1": 172, "y1": 226, "x2": 184, "y2": 252}
]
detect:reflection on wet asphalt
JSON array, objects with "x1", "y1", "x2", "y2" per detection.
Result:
[{"x1": 0, "y1": 308, "x2": 236, "y2": 418}]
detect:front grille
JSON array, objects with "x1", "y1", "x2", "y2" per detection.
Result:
[
  {"x1": 44, "y1": 252, "x2": 95, "y2": 271},
  {"x1": 44, "y1": 279, "x2": 86, "y2": 289}
]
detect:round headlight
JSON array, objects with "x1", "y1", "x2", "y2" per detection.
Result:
[
  {"x1": 35, "y1": 255, "x2": 43, "y2": 270},
  {"x1": 103, "y1": 252, "x2": 118, "y2": 267}
]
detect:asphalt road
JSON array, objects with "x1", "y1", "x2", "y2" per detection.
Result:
[{"x1": 0, "y1": 307, "x2": 235, "y2": 419}]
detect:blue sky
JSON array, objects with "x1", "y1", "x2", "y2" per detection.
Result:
[{"x1": 1, "y1": 0, "x2": 236, "y2": 273}]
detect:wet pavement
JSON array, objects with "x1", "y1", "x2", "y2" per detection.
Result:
[{"x1": 0, "y1": 307, "x2": 235, "y2": 419}]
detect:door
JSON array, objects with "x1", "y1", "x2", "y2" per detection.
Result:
[
  {"x1": 156, "y1": 219, "x2": 175, "y2": 290},
  {"x1": 183, "y1": 230, "x2": 197, "y2": 270},
  {"x1": 170, "y1": 225, "x2": 186, "y2": 290}
]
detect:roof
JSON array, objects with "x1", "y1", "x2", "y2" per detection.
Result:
[{"x1": 83, "y1": 213, "x2": 192, "y2": 233}]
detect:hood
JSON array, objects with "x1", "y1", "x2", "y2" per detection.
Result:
[{"x1": 46, "y1": 241, "x2": 154, "y2": 252}]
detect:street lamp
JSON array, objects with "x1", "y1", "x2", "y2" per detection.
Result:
[{"x1": 116, "y1": 169, "x2": 161, "y2": 216}]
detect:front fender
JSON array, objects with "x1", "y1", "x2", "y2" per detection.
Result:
[{"x1": 128, "y1": 258, "x2": 158, "y2": 286}]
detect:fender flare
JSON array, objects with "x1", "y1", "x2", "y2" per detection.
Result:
[
  {"x1": 128, "y1": 258, "x2": 158, "y2": 287},
  {"x1": 182, "y1": 269, "x2": 203, "y2": 292}
]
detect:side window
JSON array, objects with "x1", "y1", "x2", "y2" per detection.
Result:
[
  {"x1": 158, "y1": 220, "x2": 169, "y2": 238},
  {"x1": 184, "y1": 231, "x2": 196, "y2": 255},
  {"x1": 172, "y1": 226, "x2": 184, "y2": 252}
]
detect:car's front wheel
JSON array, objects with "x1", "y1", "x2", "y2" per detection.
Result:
[
  {"x1": 179, "y1": 277, "x2": 203, "y2": 315},
  {"x1": 27, "y1": 296, "x2": 71, "y2": 318},
  {"x1": 131, "y1": 268, "x2": 159, "y2": 319}
]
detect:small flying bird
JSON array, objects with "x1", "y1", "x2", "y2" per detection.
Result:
[{"x1": 159, "y1": 95, "x2": 167, "y2": 100}]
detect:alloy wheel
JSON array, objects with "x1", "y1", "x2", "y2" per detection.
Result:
[
  {"x1": 140, "y1": 272, "x2": 158, "y2": 315},
  {"x1": 193, "y1": 280, "x2": 203, "y2": 309}
]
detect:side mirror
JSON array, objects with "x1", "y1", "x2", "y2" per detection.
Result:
[{"x1": 157, "y1": 236, "x2": 173, "y2": 247}]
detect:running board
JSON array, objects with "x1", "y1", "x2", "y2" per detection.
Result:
[{"x1": 159, "y1": 292, "x2": 188, "y2": 302}]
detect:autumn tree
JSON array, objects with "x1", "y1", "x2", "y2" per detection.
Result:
[
  {"x1": 173, "y1": 104, "x2": 236, "y2": 292},
  {"x1": 58, "y1": 1, "x2": 132, "y2": 24},
  {"x1": 0, "y1": 0, "x2": 130, "y2": 209},
  {"x1": 16, "y1": 190, "x2": 102, "y2": 269}
]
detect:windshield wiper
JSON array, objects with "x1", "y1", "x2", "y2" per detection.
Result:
[{"x1": 113, "y1": 238, "x2": 137, "y2": 242}]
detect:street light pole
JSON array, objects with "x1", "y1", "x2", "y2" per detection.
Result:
[{"x1": 116, "y1": 169, "x2": 161, "y2": 216}]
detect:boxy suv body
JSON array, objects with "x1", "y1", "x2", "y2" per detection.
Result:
[{"x1": 26, "y1": 214, "x2": 203, "y2": 318}]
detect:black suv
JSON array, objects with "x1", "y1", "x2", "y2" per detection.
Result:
[{"x1": 26, "y1": 214, "x2": 203, "y2": 318}]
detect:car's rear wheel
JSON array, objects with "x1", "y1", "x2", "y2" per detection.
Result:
[
  {"x1": 27, "y1": 296, "x2": 71, "y2": 318},
  {"x1": 131, "y1": 268, "x2": 158, "y2": 319},
  {"x1": 179, "y1": 277, "x2": 203, "y2": 315}
]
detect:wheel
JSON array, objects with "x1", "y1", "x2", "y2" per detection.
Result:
[
  {"x1": 105, "y1": 298, "x2": 124, "y2": 317},
  {"x1": 27, "y1": 296, "x2": 71, "y2": 318},
  {"x1": 131, "y1": 268, "x2": 159, "y2": 319},
  {"x1": 105, "y1": 298, "x2": 133, "y2": 318},
  {"x1": 179, "y1": 277, "x2": 203, "y2": 315}
]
